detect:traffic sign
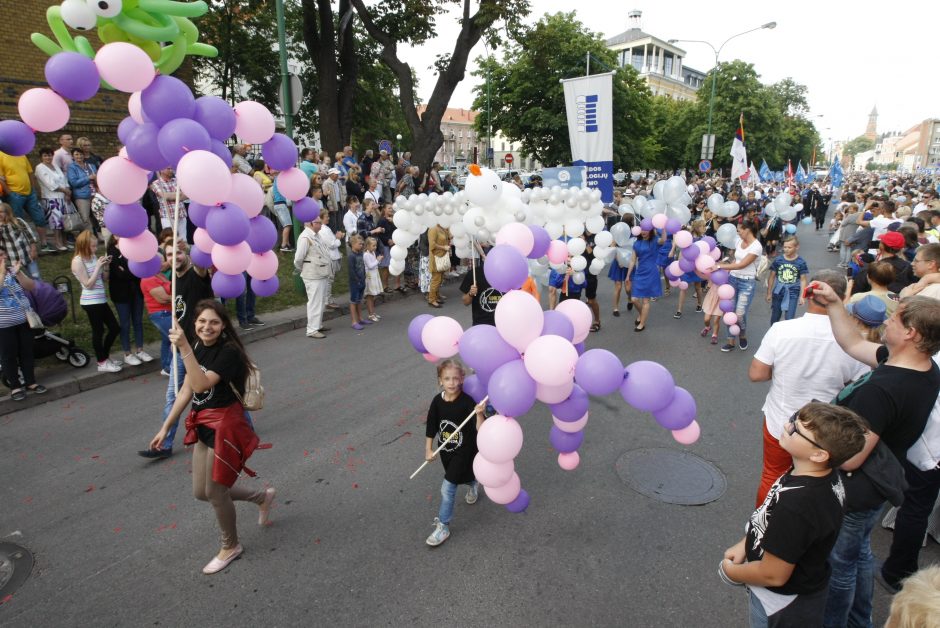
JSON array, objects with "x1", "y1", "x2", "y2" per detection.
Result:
[
  {"x1": 505, "y1": 153, "x2": 514, "y2": 164},
  {"x1": 378, "y1": 139, "x2": 392, "y2": 154},
  {"x1": 699, "y1": 159, "x2": 712, "y2": 173}
]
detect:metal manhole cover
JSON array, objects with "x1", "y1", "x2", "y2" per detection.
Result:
[
  {"x1": 616, "y1": 448, "x2": 726, "y2": 505},
  {"x1": 0, "y1": 542, "x2": 34, "y2": 601}
]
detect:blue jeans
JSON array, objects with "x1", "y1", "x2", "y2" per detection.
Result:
[
  {"x1": 6, "y1": 190, "x2": 47, "y2": 227},
  {"x1": 25, "y1": 260, "x2": 40, "y2": 281},
  {"x1": 115, "y1": 293, "x2": 145, "y2": 354},
  {"x1": 149, "y1": 311, "x2": 172, "y2": 372},
  {"x1": 770, "y1": 285, "x2": 799, "y2": 324},
  {"x1": 823, "y1": 506, "x2": 881, "y2": 628},
  {"x1": 750, "y1": 586, "x2": 828, "y2": 627},
  {"x1": 729, "y1": 275, "x2": 757, "y2": 339},
  {"x1": 438, "y1": 479, "x2": 477, "y2": 525},
  {"x1": 221, "y1": 273, "x2": 255, "y2": 323},
  {"x1": 160, "y1": 352, "x2": 185, "y2": 450}
]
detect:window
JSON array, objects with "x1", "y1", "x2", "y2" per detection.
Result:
[
  {"x1": 459, "y1": 130, "x2": 463, "y2": 138},
  {"x1": 502, "y1": 143, "x2": 506, "y2": 151},
  {"x1": 664, "y1": 54, "x2": 673, "y2": 77}
]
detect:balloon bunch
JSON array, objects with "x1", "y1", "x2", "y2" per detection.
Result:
[
  {"x1": 765, "y1": 192, "x2": 803, "y2": 235},
  {"x1": 405, "y1": 223, "x2": 701, "y2": 513},
  {"x1": 0, "y1": 41, "x2": 308, "y2": 297}
]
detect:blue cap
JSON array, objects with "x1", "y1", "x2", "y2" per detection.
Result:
[{"x1": 846, "y1": 295, "x2": 887, "y2": 327}]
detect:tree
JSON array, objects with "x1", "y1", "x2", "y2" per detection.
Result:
[
  {"x1": 646, "y1": 96, "x2": 696, "y2": 171},
  {"x1": 469, "y1": 12, "x2": 653, "y2": 170},
  {"x1": 843, "y1": 135, "x2": 876, "y2": 157},
  {"x1": 769, "y1": 78, "x2": 809, "y2": 117}
]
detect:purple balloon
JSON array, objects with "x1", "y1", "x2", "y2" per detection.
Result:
[
  {"x1": 574, "y1": 341, "x2": 585, "y2": 355},
  {"x1": 194, "y1": 96, "x2": 236, "y2": 142},
  {"x1": 640, "y1": 218, "x2": 654, "y2": 231},
  {"x1": 45, "y1": 52, "x2": 100, "y2": 101},
  {"x1": 293, "y1": 197, "x2": 320, "y2": 222},
  {"x1": 247, "y1": 216, "x2": 277, "y2": 253},
  {"x1": 157, "y1": 118, "x2": 211, "y2": 167},
  {"x1": 103, "y1": 202, "x2": 147, "y2": 237},
  {"x1": 664, "y1": 268, "x2": 679, "y2": 282},
  {"x1": 0, "y1": 120, "x2": 35, "y2": 156},
  {"x1": 128, "y1": 254, "x2": 163, "y2": 279},
  {"x1": 549, "y1": 426, "x2": 584, "y2": 453},
  {"x1": 206, "y1": 204, "x2": 250, "y2": 246},
  {"x1": 483, "y1": 244, "x2": 529, "y2": 292},
  {"x1": 141, "y1": 76, "x2": 195, "y2": 127},
  {"x1": 251, "y1": 276, "x2": 279, "y2": 297},
  {"x1": 681, "y1": 246, "x2": 700, "y2": 262},
  {"x1": 677, "y1": 257, "x2": 696, "y2": 274},
  {"x1": 528, "y1": 225, "x2": 551, "y2": 259},
  {"x1": 665, "y1": 218, "x2": 682, "y2": 234},
  {"x1": 652, "y1": 386, "x2": 696, "y2": 431},
  {"x1": 702, "y1": 236, "x2": 718, "y2": 250},
  {"x1": 458, "y1": 324, "x2": 519, "y2": 377},
  {"x1": 620, "y1": 360, "x2": 676, "y2": 413},
  {"x1": 718, "y1": 298, "x2": 735, "y2": 313},
  {"x1": 188, "y1": 201, "x2": 212, "y2": 229},
  {"x1": 463, "y1": 374, "x2": 488, "y2": 403},
  {"x1": 125, "y1": 123, "x2": 168, "y2": 171},
  {"x1": 211, "y1": 271, "x2": 246, "y2": 299},
  {"x1": 487, "y1": 359, "x2": 537, "y2": 417},
  {"x1": 210, "y1": 139, "x2": 234, "y2": 168},
  {"x1": 710, "y1": 269, "x2": 730, "y2": 285},
  {"x1": 190, "y1": 245, "x2": 213, "y2": 269},
  {"x1": 407, "y1": 314, "x2": 434, "y2": 353},
  {"x1": 550, "y1": 384, "x2": 589, "y2": 422},
  {"x1": 117, "y1": 116, "x2": 138, "y2": 145},
  {"x1": 574, "y1": 349, "x2": 625, "y2": 396},
  {"x1": 505, "y1": 488, "x2": 530, "y2": 513},
  {"x1": 541, "y1": 310, "x2": 574, "y2": 341},
  {"x1": 262, "y1": 133, "x2": 298, "y2": 171}
]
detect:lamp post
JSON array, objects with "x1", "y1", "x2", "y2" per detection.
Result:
[
  {"x1": 670, "y1": 21, "x2": 776, "y2": 160},
  {"x1": 396, "y1": 133, "x2": 402, "y2": 161},
  {"x1": 275, "y1": 0, "x2": 293, "y2": 139}
]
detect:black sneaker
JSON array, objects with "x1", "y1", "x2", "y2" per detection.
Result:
[
  {"x1": 239, "y1": 322, "x2": 254, "y2": 331},
  {"x1": 739, "y1": 337, "x2": 749, "y2": 350},
  {"x1": 138, "y1": 448, "x2": 172, "y2": 460},
  {"x1": 875, "y1": 567, "x2": 901, "y2": 594},
  {"x1": 673, "y1": 311, "x2": 682, "y2": 319},
  {"x1": 720, "y1": 343, "x2": 735, "y2": 352},
  {"x1": 695, "y1": 305, "x2": 703, "y2": 313},
  {"x1": 247, "y1": 317, "x2": 265, "y2": 326}
]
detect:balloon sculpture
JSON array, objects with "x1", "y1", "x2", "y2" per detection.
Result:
[
  {"x1": 31, "y1": 0, "x2": 218, "y2": 77},
  {"x1": 2, "y1": 3, "x2": 301, "y2": 299},
  {"x1": 407, "y1": 221, "x2": 702, "y2": 514}
]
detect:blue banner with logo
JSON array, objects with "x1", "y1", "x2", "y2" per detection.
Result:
[
  {"x1": 542, "y1": 166, "x2": 587, "y2": 190},
  {"x1": 562, "y1": 72, "x2": 614, "y2": 203},
  {"x1": 759, "y1": 159, "x2": 772, "y2": 182},
  {"x1": 830, "y1": 157, "x2": 844, "y2": 188}
]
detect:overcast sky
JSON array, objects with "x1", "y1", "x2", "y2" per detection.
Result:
[{"x1": 399, "y1": 0, "x2": 937, "y2": 156}]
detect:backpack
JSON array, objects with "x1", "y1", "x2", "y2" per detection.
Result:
[{"x1": 230, "y1": 363, "x2": 264, "y2": 411}]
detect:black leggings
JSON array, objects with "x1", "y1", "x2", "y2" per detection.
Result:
[
  {"x1": 0, "y1": 322, "x2": 35, "y2": 389},
  {"x1": 82, "y1": 302, "x2": 120, "y2": 362}
]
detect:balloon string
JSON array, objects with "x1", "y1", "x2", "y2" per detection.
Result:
[{"x1": 171, "y1": 184, "x2": 180, "y2": 394}]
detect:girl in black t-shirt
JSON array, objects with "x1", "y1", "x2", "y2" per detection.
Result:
[
  {"x1": 148, "y1": 300, "x2": 275, "y2": 575},
  {"x1": 424, "y1": 359, "x2": 486, "y2": 546}
]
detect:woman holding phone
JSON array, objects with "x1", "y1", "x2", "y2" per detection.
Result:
[{"x1": 71, "y1": 230, "x2": 121, "y2": 372}]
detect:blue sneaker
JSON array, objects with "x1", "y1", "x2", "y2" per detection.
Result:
[{"x1": 425, "y1": 517, "x2": 450, "y2": 546}]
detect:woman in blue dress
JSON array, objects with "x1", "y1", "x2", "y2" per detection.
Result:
[{"x1": 626, "y1": 227, "x2": 666, "y2": 332}]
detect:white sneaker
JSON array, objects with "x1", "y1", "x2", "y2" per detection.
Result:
[
  {"x1": 135, "y1": 350, "x2": 154, "y2": 363},
  {"x1": 98, "y1": 361, "x2": 122, "y2": 373},
  {"x1": 160, "y1": 369, "x2": 171, "y2": 377},
  {"x1": 465, "y1": 485, "x2": 478, "y2": 505},
  {"x1": 109, "y1": 358, "x2": 123, "y2": 367},
  {"x1": 124, "y1": 354, "x2": 142, "y2": 366},
  {"x1": 425, "y1": 517, "x2": 450, "y2": 546}
]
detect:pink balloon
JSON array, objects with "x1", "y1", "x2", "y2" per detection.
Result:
[
  {"x1": 672, "y1": 420, "x2": 701, "y2": 445},
  {"x1": 668, "y1": 261, "x2": 682, "y2": 277},
  {"x1": 558, "y1": 451, "x2": 581, "y2": 471},
  {"x1": 710, "y1": 247, "x2": 722, "y2": 261},
  {"x1": 227, "y1": 173, "x2": 264, "y2": 218},
  {"x1": 651, "y1": 213, "x2": 668, "y2": 230},
  {"x1": 679, "y1": 281, "x2": 689, "y2": 290},
  {"x1": 97, "y1": 156, "x2": 148, "y2": 204},
  {"x1": 422, "y1": 353, "x2": 438, "y2": 363},
  {"x1": 94, "y1": 43, "x2": 156, "y2": 93},
  {"x1": 631, "y1": 226, "x2": 642, "y2": 236},
  {"x1": 128, "y1": 91, "x2": 144, "y2": 123},
  {"x1": 523, "y1": 335, "x2": 578, "y2": 386},
  {"x1": 717, "y1": 284, "x2": 735, "y2": 300},
  {"x1": 673, "y1": 230, "x2": 693, "y2": 249},
  {"x1": 729, "y1": 324, "x2": 741, "y2": 337},
  {"x1": 177, "y1": 150, "x2": 232, "y2": 205},
  {"x1": 472, "y1": 454, "x2": 515, "y2": 488},
  {"x1": 193, "y1": 227, "x2": 215, "y2": 253},
  {"x1": 276, "y1": 168, "x2": 309, "y2": 201},
  {"x1": 247, "y1": 250, "x2": 278, "y2": 280},
  {"x1": 694, "y1": 254, "x2": 716, "y2": 273},
  {"x1": 118, "y1": 146, "x2": 129, "y2": 160},
  {"x1": 547, "y1": 240, "x2": 568, "y2": 264},
  {"x1": 483, "y1": 472, "x2": 521, "y2": 505},
  {"x1": 18, "y1": 88, "x2": 69, "y2": 133},
  {"x1": 695, "y1": 241, "x2": 711, "y2": 255},
  {"x1": 669, "y1": 279, "x2": 681, "y2": 287},
  {"x1": 553, "y1": 412, "x2": 589, "y2": 433},
  {"x1": 555, "y1": 298, "x2": 593, "y2": 344},
  {"x1": 211, "y1": 241, "x2": 253, "y2": 275},
  {"x1": 117, "y1": 230, "x2": 157, "y2": 263},
  {"x1": 495, "y1": 223, "x2": 535, "y2": 257},
  {"x1": 494, "y1": 290, "x2": 544, "y2": 352},
  {"x1": 476, "y1": 416, "x2": 523, "y2": 464},
  {"x1": 723, "y1": 312, "x2": 738, "y2": 326},
  {"x1": 234, "y1": 101, "x2": 275, "y2": 144},
  {"x1": 536, "y1": 380, "x2": 574, "y2": 404},
  {"x1": 420, "y1": 316, "x2": 463, "y2": 359}
]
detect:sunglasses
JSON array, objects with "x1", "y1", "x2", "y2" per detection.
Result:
[{"x1": 786, "y1": 412, "x2": 823, "y2": 449}]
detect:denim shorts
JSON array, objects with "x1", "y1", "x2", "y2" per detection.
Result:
[
  {"x1": 272, "y1": 203, "x2": 291, "y2": 229},
  {"x1": 7, "y1": 190, "x2": 47, "y2": 227},
  {"x1": 349, "y1": 282, "x2": 364, "y2": 304}
]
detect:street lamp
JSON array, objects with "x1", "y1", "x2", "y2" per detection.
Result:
[
  {"x1": 670, "y1": 21, "x2": 776, "y2": 160},
  {"x1": 396, "y1": 133, "x2": 402, "y2": 160}
]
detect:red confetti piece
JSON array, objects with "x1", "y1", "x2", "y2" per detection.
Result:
[
  {"x1": 1, "y1": 594, "x2": 13, "y2": 605},
  {"x1": 84, "y1": 485, "x2": 95, "y2": 493},
  {"x1": 113, "y1": 527, "x2": 122, "y2": 533},
  {"x1": 314, "y1": 538, "x2": 321, "y2": 545},
  {"x1": 169, "y1": 504, "x2": 177, "y2": 510},
  {"x1": 22, "y1": 496, "x2": 32, "y2": 504},
  {"x1": 346, "y1": 446, "x2": 356, "y2": 452},
  {"x1": 91, "y1": 455, "x2": 100, "y2": 460},
  {"x1": 304, "y1": 450, "x2": 309, "y2": 457},
  {"x1": 352, "y1": 483, "x2": 359, "y2": 489}
]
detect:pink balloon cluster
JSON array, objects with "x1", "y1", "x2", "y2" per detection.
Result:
[{"x1": 665, "y1": 231, "x2": 740, "y2": 336}]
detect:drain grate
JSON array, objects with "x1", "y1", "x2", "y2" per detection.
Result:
[
  {"x1": 0, "y1": 542, "x2": 34, "y2": 602},
  {"x1": 616, "y1": 448, "x2": 726, "y2": 505}
]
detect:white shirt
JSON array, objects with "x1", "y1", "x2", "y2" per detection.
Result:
[
  {"x1": 318, "y1": 224, "x2": 343, "y2": 261},
  {"x1": 906, "y1": 354, "x2": 940, "y2": 471},
  {"x1": 53, "y1": 147, "x2": 72, "y2": 174},
  {"x1": 731, "y1": 238, "x2": 763, "y2": 279},
  {"x1": 870, "y1": 214, "x2": 899, "y2": 242},
  {"x1": 35, "y1": 163, "x2": 68, "y2": 200},
  {"x1": 754, "y1": 313, "x2": 870, "y2": 438},
  {"x1": 342, "y1": 210, "x2": 360, "y2": 245}
]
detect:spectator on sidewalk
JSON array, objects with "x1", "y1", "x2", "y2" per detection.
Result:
[
  {"x1": 139, "y1": 264, "x2": 173, "y2": 375},
  {"x1": 1, "y1": 150, "x2": 51, "y2": 250},
  {"x1": 71, "y1": 230, "x2": 121, "y2": 373},
  {"x1": 34, "y1": 147, "x2": 70, "y2": 251},
  {"x1": 295, "y1": 216, "x2": 333, "y2": 339},
  {"x1": 66, "y1": 148, "x2": 96, "y2": 231},
  {"x1": 0, "y1": 249, "x2": 46, "y2": 401},
  {"x1": 107, "y1": 235, "x2": 153, "y2": 367},
  {"x1": 0, "y1": 202, "x2": 42, "y2": 281}
]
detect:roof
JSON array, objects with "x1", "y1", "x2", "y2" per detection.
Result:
[
  {"x1": 417, "y1": 105, "x2": 478, "y2": 125},
  {"x1": 605, "y1": 28, "x2": 652, "y2": 46}
]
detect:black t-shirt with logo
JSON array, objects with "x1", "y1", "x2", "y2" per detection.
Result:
[
  {"x1": 460, "y1": 262, "x2": 503, "y2": 326},
  {"x1": 425, "y1": 391, "x2": 478, "y2": 484},
  {"x1": 173, "y1": 267, "x2": 213, "y2": 342},
  {"x1": 745, "y1": 470, "x2": 846, "y2": 595},
  {"x1": 192, "y1": 341, "x2": 245, "y2": 447}
]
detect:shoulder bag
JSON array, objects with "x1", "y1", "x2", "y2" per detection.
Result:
[{"x1": 231, "y1": 363, "x2": 265, "y2": 411}]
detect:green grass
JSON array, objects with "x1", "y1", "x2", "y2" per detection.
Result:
[{"x1": 34, "y1": 248, "x2": 349, "y2": 361}]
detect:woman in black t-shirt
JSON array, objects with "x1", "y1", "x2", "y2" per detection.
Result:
[{"x1": 149, "y1": 300, "x2": 275, "y2": 575}]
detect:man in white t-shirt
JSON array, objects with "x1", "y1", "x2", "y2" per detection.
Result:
[{"x1": 749, "y1": 269, "x2": 870, "y2": 506}]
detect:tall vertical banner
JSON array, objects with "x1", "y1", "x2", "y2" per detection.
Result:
[{"x1": 562, "y1": 72, "x2": 614, "y2": 203}]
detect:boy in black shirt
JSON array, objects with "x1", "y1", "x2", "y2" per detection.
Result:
[
  {"x1": 720, "y1": 403, "x2": 867, "y2": 626},
  {"x1": 460, "y1": 252, "x2": 503, "y2": 327}
]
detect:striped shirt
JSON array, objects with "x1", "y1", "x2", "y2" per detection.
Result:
[
  {"x1": 0, "y1": 271, "x2": 28, "y2": 328},
  {"x1": 77, "y1": 257, "x2": 106, "y2": 305}
]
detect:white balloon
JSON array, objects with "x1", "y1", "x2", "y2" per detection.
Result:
[
  {"x1": 390, "y1": 244, "x2": 408, "y2": 261},
  {"x1": 594, "y1": 231, "x2": 613, "y2": 248},
  {"x1": 717, "y1": 223, "x2": 738, "y2": 248},
  {"x1": 465, "y1": 167, "x2": 502, "y2": 206},
  {"x1": 585, "y1": 215, "x2": 606, "y2": 234},
  {"x1": 570, "y1": 255, "x2": 587, "y2": 272},
  {"x1": 393, "y1": 230, "x2": 417, "y2": 248},
  {"x1": 392, "y1": 210, "x2": 413, "y2": 231},
  {"x1": 450, "y1": 222, "x2": 466, "y2": 237},
  {"x1": 633, "y1": 195, "x2": 648, "y2": 214},
  {"x1": 589, "y1": 258, "x2": 605, "y2": 275},
  {"x1": 572, "y1": 271, "x2": 586, "y2": 285},
  {"x1": 563, "y1": 218, "x2": 584, "y2": 237},
  {"x1": 666, "y1": 204, "x2": 692, "y2": 225},
  {"x1": 567, "y1": 238, "x2": 586, "y2": 257},
  {"x1": 610, "y1": 222, "x2": 631, "y2": 247},
  {"x1": 647, "y1": 198, "x2": 667, "y2": 218},
  {"x1": 616, "y1": 248, "x2": 633, "y2": 267},
  {"x1": 545, "y1": 221, "x2": 564, "y2": 240},
  {"x1": 707, "y1": 193, "x2": 725, "y2": 213},
  {"x1": 653, "y1": 180, "x2": 667, "y2": 200}
]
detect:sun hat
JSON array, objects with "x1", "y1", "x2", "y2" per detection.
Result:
[{"x1": 846, "y1": 295, "x2": 887, "y2": 328}]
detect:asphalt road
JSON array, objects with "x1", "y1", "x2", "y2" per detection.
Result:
[{"x1": 1, "y1": 218, "x2": 935, "y2": 627}]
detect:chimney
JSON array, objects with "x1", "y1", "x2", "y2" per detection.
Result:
[{"x1": 628, "y1": 10, "x2": 642, "y2": 30}]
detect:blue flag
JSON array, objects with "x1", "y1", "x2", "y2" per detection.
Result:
[
  {"x1": 759, "y1": 159, "x2": 772, "y2": 182},
  {"x1": 774, "y1": 171, "x2": 785, "y2": 182},
  {"x1": 796, "y1": 161, "x2": 808, "y2": 184},
  {"x1": 830, "y1": 157, "x2": 844, "y2": 188}
]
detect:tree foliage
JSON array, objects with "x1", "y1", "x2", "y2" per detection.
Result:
[
  {"x1": 843, "y1": 135, "x2": 876, "y2": 157},
  {"x1": 646, "y1": 96, "x2": 696, "y2": 171}
]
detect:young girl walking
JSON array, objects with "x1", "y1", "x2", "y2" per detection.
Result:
[
  {"x1": 424, "y1": 359, "x2": 487, "y2": 546},
  {"x1": 347, "y1": 235, "x2": 369, "y2": 330},
  {"x1": 363, "y1": 237, "x2": 384, "y2": 322}
]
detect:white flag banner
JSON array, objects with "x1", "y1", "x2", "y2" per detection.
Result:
[
  {"x1": 730, "y1": 124, "x2": 748, "y2": 180},
  {"x1": 562, "y1": 72, "x2": 614, "y2": 203}
]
